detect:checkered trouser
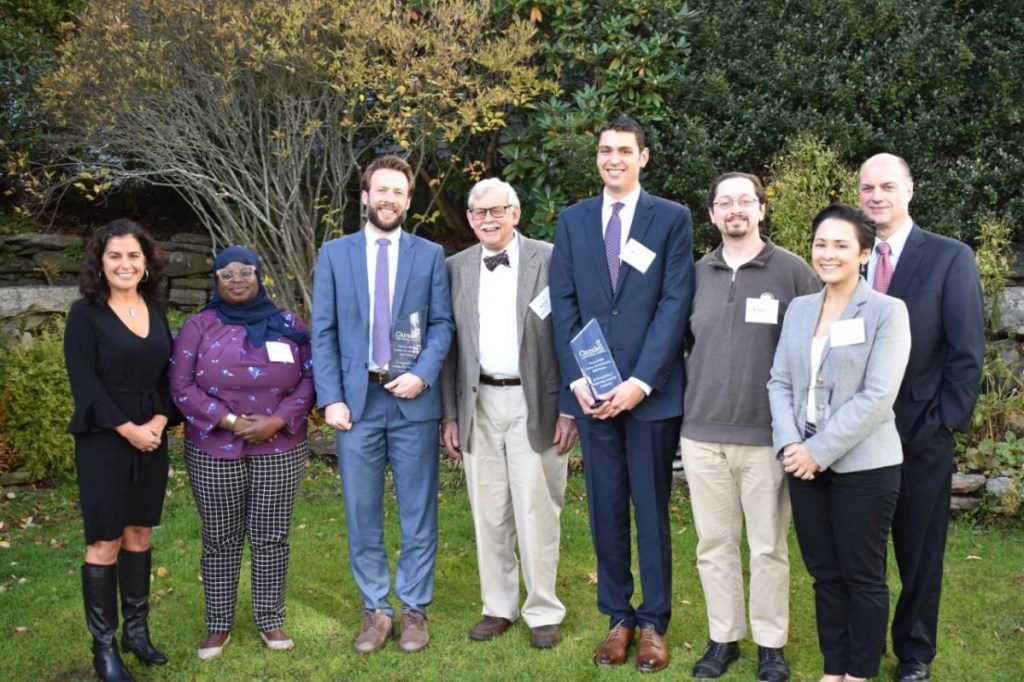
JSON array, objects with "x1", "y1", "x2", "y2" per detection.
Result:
[{"x1": 184, "y1": 439, "x2": 307, "y2": 633}]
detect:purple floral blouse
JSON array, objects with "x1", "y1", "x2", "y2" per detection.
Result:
[{"x1": 169, "y1": 309, "x2": 314, "y2": 459}]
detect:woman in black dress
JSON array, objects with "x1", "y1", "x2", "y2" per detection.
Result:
[{"x1": 64, "y1": 219, "x2": 175, "y2": 682}]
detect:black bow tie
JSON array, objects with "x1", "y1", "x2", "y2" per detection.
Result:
[{"x1": 483, "y1": 250, "x2": 510, "y2": 271}]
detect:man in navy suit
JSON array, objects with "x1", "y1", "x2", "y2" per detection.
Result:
[
  {"x1": 859, "y1": 154, "x2": 984, "y2": 682},
  {"x1": 312, "y1": 155, "x2": 454, "y2": 655},
  {"x1": 550, "y1": 116, "x2": 694, "y2": 672}
]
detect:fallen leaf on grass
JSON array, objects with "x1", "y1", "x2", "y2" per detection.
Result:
[
  {"x1": 681, "y1": 600, "x2": 692, "y2": 605},
  {"x1": 50, "y1": 538, "x2": 67, "y2": 549},
  {"x1": 683, "y1": 641, "x2": 693, "y2": 650},
  {"x1": 5, "y1": 492, "x2": 15, "y2": 500},
  {"x1": 0, "y1": 541, "x2": 10, "y2": 549},
  {"x1": 587, "y1": 572, "x2": 598, "y2": 585},
  {"x1": 156, "y1": 567, "x2": 169, "y2": 578},
  {"x1": 13, "y1": 627, "x2": 27, "y2": 637},
  {"x1": 19, "y1": 516, "x2": 35, "y2": 529},
  {"x1": 174, "y1": 539, "x2": 185, "y2": 548},
  {"x1": 965, "y1": 555, "x2": 982, "y2": 560}
]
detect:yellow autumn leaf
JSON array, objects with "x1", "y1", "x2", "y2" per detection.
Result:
[{"x1": 529, "y1": 6, "x2": 543, "y2": 22}]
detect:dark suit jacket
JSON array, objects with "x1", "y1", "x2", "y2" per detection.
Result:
[
  {"x1": 549, "y1": 190, "x2": 695, "y2": 421},
  {"x1": 441, "y1": 236, "x2": 563, "y2": 453},
  {"x1": 311, "y1": 229, "x2": 454, "y2": 423},
  {"x1": 886, "y1": 224, "x2": 984, "y2": 443}
]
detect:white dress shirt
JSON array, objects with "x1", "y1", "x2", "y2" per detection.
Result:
[
  {"x1": 601, "y1": 184, "x2": 642, "y2": 246},
  {"x1": 866, "y1": 217, "x2": 913, "y2": 286},
  {"x1": 478, "y1": 233, "x2": 520, "y2": 378},
  {"x1": 366, "y1": 224, "x2": 401, "y2": 371}
]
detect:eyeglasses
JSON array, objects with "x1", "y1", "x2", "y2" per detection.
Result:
[
  {"x1": 468, "y1": 205, "x2": 513, "y2": 219},
  {"x1": 712, "y1": 197, "x2": 761, "y2": 209},
  {"x1": 217, "y1": 267, "x2": 256, "y2": 281}
]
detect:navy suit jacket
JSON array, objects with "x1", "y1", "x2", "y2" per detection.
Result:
[
  {"x1": 311, "y1": 229, "x2": 454, "y2": 423},
  {"x1": 550, "y1": 190, "x2": 695, "y2": 421},
  {"x1": 886, "y1": 224, "x2": 984, "y2": 444}
]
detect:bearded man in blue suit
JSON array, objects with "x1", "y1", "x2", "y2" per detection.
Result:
[
  {"x1": 312, "y1": 155, "x2": 454, "y2": 656},
  {"x1": 550, "y1": 116, "x2": 695, "y2": 673}
]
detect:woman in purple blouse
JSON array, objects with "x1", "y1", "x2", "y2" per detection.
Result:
[{"x1": 169, "y1": 245, "x2": 314, "y2": 660}]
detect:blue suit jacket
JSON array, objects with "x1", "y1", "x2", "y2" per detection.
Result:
[
  {"x1": 311, "y1": 229, "x2": 454, "y2": 423},
  {"x1": 885, "y1": 224, "x2": 984, "y2": 443},
  {"x1": 550, "y1": 191, "x2": 695, "y2": 421}
]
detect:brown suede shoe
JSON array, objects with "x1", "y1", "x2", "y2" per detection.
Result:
[
  {"x1": 469, "y1": 615, "x2": 513, "y2": 641},
  {"x1": 353, "y1": 609, "x2": 392, "y2": 654},
  {"x1": 594, "y1": 621, "x2": 635, "y2": 666},
  {"x1": 530, "y1": 624, "x2": 561, "y2": 649},
  {"x1": 635, "y1": 624, "x2": 669, "y2": 673},
  {"x1": 399, "y1": 610, "x2": 429, "y2": 653}
]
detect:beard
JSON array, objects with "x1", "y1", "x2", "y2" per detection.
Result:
[{"x1": 367, "y1": 202, "x2": 407, "y2": 232}]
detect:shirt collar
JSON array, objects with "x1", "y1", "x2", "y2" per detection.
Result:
[
  {"x1": 365, "y1": 223, "x2": 402, "y2": 245},
  {"x1": 876, "y1": 216, "x2": 913, "y2": 258},
  {"x1": 603, "y1": 185, "x2": 642, "y2": 212}
]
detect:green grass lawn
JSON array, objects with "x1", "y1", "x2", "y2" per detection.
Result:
[{"x1": 1, "y1": 451, "x2": 1022, "y2": 681}]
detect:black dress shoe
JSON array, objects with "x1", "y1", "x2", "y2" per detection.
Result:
[
  {"x1": 757, "y1": 646, "x2": 790, "y2": 681},
  {"x1": 692, "y1": 640, "x2": 739, "y2": 678},
  {"x1": 897, "y1": 659, "x2": 931, "y2": 681}
]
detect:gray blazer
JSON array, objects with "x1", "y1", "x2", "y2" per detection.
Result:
[
  {"x1": 441, "y1": 235, "x2": 563, "y2": 453},
  {"x1": 768, "y1": 278, "x2": 911, "y2": 473}
]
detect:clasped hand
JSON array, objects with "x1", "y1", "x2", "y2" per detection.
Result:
[
  {"x1": 572, "y1": 380, "x2": 645, "y2": 420},
  {"x1": 782, "y1": 442, "x2": 822, "y2": 480}
]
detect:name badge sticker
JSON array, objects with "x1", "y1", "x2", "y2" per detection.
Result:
[
  {"x1": 745, "y1": 297, "x2": 779, "y2": 325},
  {"x1": 830, "y1": 318, "x2": 866, "y2": 347},
  {"x1": 265, "y1": 340, "x2": 295, "y2": 363},
  {"x1": 621, "y1": 238, "x2": 656, "y2": 274},
  {"x1": 529, "y1": 286, "x2": 552, "y2": 320}
]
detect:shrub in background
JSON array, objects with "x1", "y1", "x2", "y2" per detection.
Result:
[
  {"x1": 975, "y1": 216, "x2": 1012, "y2": 333},
  {"x1": 0, "y1": 318, "x2": 74, "y2": 480},
  {"x1": 765, "y1": 133, "x2": 858, "y2": 263}
]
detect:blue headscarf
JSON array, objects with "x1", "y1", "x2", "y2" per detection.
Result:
[{"x1": 203, "y1": 245, "x2": 308, "y2": 348}]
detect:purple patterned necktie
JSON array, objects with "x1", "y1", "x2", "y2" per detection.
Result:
[
  {"x1": 873, "y1": 241, "x2": 893, "y2": 294},
  {"x1": 372, "y1": 238, "x2": 391, "y2": 367},
  {"x1": 605, "y1": 201, "x2": 625, "y2": 293}
]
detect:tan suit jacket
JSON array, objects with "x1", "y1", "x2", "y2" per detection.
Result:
[{"x1": 441, "y1": 235, "x2": 562, "y2": 453}]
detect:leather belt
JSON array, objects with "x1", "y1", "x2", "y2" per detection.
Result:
[
  {"x1": 480, "y1": 374, "x2": 521, "y2": 387},
  {"x1": 368, "y1": 371, "x2": 390, "y2": 385}
]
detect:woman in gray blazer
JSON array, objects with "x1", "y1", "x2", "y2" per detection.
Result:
[{"x1": 768, "y1": 204, "x2": 911, "y2": 682}]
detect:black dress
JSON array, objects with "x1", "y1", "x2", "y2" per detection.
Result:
[{"x1": 64, "y1": 297, "x2": 175, "y2": 544}]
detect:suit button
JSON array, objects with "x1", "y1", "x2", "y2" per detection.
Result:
[
  {"x1": 816, "y1": 377, "x2": 825, "y2": 385},
  {"x1": 611, "y1": 309, "x2": 619, "y2": 316},
  {"x1": 471, "y1": 387, "x2": 477, "y2": 393}
]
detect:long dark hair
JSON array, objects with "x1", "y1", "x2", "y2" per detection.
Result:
[{"x1": 79, "y1": 219, "x2": 167, "y2": 306}]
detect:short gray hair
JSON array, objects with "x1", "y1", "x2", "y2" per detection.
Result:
[{"x1": 467, "y1": 177, "x2": 520, "y2": 209}]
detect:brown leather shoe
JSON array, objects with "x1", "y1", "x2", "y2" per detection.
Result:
[
  {"x1": 469, "y1": 615, "x2": 513, "y2": 641},
  {"x1": 530, "y1": 624, "x2": 561, "y2": 649},
  {"x1": 593, "y1": 621, "x2": 635, "y2": 666},
  {"x1": 635, "y1": 625, "x2": 669, "y2": 673},
  {"x1": 398, "y1": 610, "x2": 429, "y2": 653},
  {"x1": 353, "y1": 609, "x2": 392, "y2": 654}
]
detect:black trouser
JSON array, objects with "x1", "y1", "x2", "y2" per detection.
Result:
[
  {"x1": 891, "y1": 427, "x2": 954, "y2": 664},
  {"x1": 789, "y1": 464, "x2": 900, "y2": 678}
]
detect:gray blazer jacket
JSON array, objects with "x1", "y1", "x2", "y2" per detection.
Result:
[
  {"x1": 441, "y1": 235, "x2": 563, "y2": 453},
  {"x1": 768, "y1": 278, "x2": 911, "y2": 473}
]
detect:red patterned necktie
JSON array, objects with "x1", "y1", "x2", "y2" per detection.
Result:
[{"x1": 873, "y1": 241, "x2": 893, "y2": 294}]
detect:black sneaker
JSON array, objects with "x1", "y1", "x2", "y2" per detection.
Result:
[
  {"x1": 757, "y1": 646, "x2": 790, "y2": 681},
  {"x1": 692, "y1": 640, "x2": 739, "y2": 678}
]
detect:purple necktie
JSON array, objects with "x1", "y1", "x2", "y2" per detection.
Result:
[
  {"x1": 605, "y1": 202, "x2": 624, "y2": 293},
  {"x1": 372, "y1": 238, "x2": 391, "y2": 367},
  {"x1": 873, "y1": 241, "x2": 893, "y2": 294}
]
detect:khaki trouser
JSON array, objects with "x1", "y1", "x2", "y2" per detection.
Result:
[
  {"x1": 680, "y1": 437, "x2": 790, "y2": 647},
  {"x1": 464, "y1": 384, "x2": 567, "y2": 627}
]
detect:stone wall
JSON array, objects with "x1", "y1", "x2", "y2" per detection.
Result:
[{"x1": 0, "y1": 231, "x2": 216, "y2": 322}]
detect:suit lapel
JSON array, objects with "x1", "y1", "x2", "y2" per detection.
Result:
[
  {"x1": 517, "y1": 237, "x2": 542, "y2": 346},
  {"x1": 614, "y1": 191, "x2": 655, "y2": 302},
  {"x1": 885, "y1": 223, "x2": 925, "y2": 300},
  {"x1": 583, "y1": 199, "x2": 614, "y2": 302},
  {"x1": 390, "y1": 230, "x2": 415, "y2": 325},
  {"x1": 349, "y1": 230, "x2": 370, "y2": 333},
  {"x1": 818, "y1": 279, "x2": 870, "y2": 370},
  {"x1": 461, "y1": 244, "x2": 482, "y2": 361}
]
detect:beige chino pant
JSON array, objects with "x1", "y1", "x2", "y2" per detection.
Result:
[
  {"x1": 680, "y1": 437, "x2": 790, "y2": 647},
  {"x1": 464, "y1": 384, "x2": 567, "y2": 627}
]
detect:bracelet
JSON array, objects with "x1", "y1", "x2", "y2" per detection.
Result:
[{"x1": 221, "y1": 413, "x2": 238, "y2": 430}]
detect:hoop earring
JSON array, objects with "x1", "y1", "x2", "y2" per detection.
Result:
[{"x1": 142, "y1": 268, "x2": 150, "y2": 283}]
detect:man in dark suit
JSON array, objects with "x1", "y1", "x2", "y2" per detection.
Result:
[
  {"x1": 550, "y1": 116, "x2": 695, "y2": 672},
  {"x1": 312, "y1": 155, "x2": 454, "y2": 655},
  {"x1": 859, "y1": 154, "x2": 984, "y2": 682},
  {"x1": 441, "y1": 178, "x2": 577, "y2": 649}
]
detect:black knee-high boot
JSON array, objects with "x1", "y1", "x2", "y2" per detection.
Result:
[
  {"x1": 118, "y1": 548, "x2": 168, "y2": 666},
  {"x1": 82, "y1": 563, "x2": 134, "y2": 682}
]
